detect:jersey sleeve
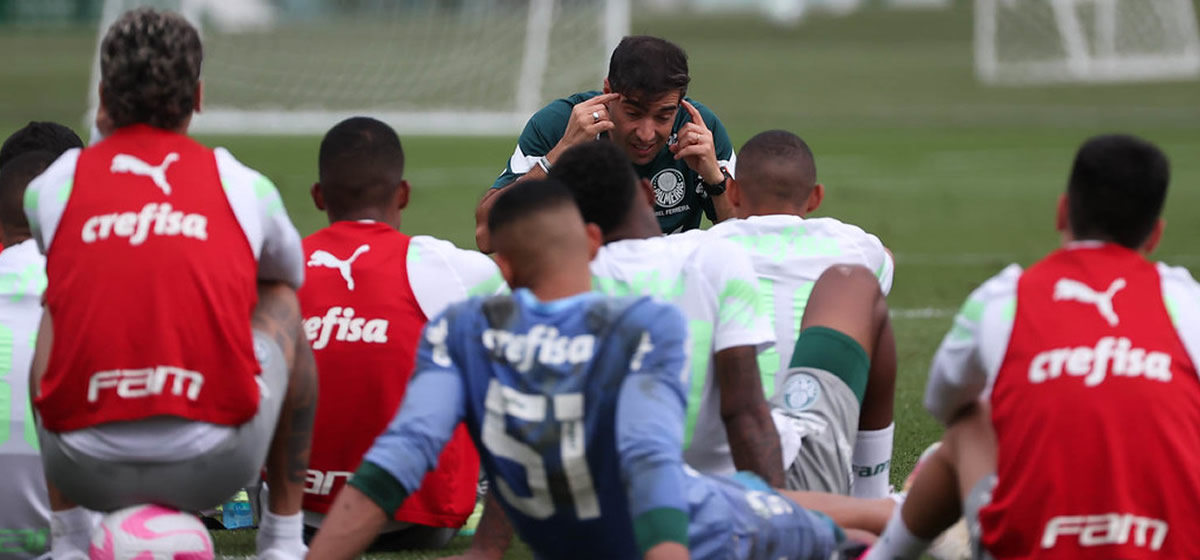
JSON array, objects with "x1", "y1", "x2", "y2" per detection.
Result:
[
  {"x1": 615, "y1": 301, "x2": 692, "y2": 553},
  {"x1": 408, "y1": 236, "x2": 507, "y2": 319},
  {"x1": 924, "y1": 264, "x2": 1020, "y2": 424},
  {"x1": 701, "y1": 236, "x2": 774, "y2": 353},
  {"x1": 490, "y1": 99, "x2": 571, "y2": 190},
  {"x1": 24, "y1": 148, "x2": 81, "y2": 254},
  {"x1": 214, "y1": 148, "x2": 305, "y2": 289},
  {"x1": 856, "y1": 231, "x2": 894, "y2": 295},
  {"x1": 353, "y1": 311, "x2": 467, "y2": 515},
  {"x1": 1158, "y1": 262, "x2": 1200, "y2": 368}
]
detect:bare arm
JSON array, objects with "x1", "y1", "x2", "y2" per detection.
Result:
[
  {"x1": 306, "y1": 485, "x2": 390, "y2": 560},
  {"x1": 645, "y1": 543, "x2": 689, "y2": 560},
  {"x1": 452, "y1": 491, "x2": 514, "y2": 560},
  {"x1": 714, "y1": 345, "x2": 784, "y2": 486}
]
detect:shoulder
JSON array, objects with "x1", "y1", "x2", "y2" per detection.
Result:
[
  {"x1": 410, "y1": 235, "x2": 499, "y2": 273},
  {"x1": 706, "y1": 217, "x2": 746, "y2": 238},
  {"x1": 960, "y1": 264, "x2": 1023, "y2": 319},
  {"x1": 808, "y1": 217, "x2": 887, "y2": 250},
  {"x1": 1157, "y1": 261, "x2": 1200, "y2": 311}
]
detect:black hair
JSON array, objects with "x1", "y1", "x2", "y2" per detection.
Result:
[
  {"x1": 607, "y1": 36, "x2": 690, "y2": 102},
  {"x1": 100, "y1": 7, "x2": 203, "y2": 130},
  {"x1": 0, "y1": 122, "x2": 83, "y2": 170},
  {"x1": 0, "y1": 150, "x2": 55, "y2": 234},
  {"x1": 736, "y1": 129, "x2": 817, "y2": 202},
  {"x1": 548, "y1": 140, "x2": 639, "y2": 235},
  {"x1": 487, "y1": 178, "x2": 577, "y2": 235},
  {"x1": 1067, "y1": 134, "x2": 1169, "y2": 249},
  {"x1": 318, "y1": 116, "x2": 405, "y2": 216}
]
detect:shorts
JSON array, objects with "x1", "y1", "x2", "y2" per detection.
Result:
[
  {"x1": 36, "y1": 330, "x2": 289, "y2": 513},
  {"x1": 770, "y1": 366, "x2": 860, "y2": 494},
  {"x1": 964, "y1": 474, "x2": 998, "y2": 560}
]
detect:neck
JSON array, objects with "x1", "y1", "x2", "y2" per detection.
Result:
[
  {"x1": 743, "y1": 200, "x2": 807, "y2": 219},
  {"x1": 524, "y1": 267, "x2": 593, "y2": 301},
  {"x1": 602, "y1": 214, "x2": 661, "y2": 244},
  {"x1": 2, "y1": 230, "x2": 30, "y2": 249},
  {"x1": 328, "y1": 209, "x2": 401, "y2": 231}
]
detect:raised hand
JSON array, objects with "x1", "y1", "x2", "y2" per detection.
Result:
[
  {"x1": 553, "y1": 92, "x2": 620, "y2": 155},
  {"x1": 669, "y1": 100, "x2": 723, "y2": 184}
]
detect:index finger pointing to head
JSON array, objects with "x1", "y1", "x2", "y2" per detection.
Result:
[
  {"x1": 592, "y1": 92, "x2": 621, "y2": 105},
  {"x1": 682, "y1": 100, "x2": 704, "y2": 124}
]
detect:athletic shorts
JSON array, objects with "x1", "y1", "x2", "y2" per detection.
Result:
[
  {"x1": 964, "y1": 474, "x2": 998, "y2": 560},
  {"x1": 36, "y1": 331, "x2": 288, "y2": 513},
  {"x1": 770, "y1": 366, "x2": 860, "y2": 495},
  {"x1": 0, "y1": 455, "x2": 50, "y2": 560}
]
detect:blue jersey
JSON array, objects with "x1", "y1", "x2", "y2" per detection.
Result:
[{"x1": 359, "y1": 288, "x2": 839, "y2": 560}]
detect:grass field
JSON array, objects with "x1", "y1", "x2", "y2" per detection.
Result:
[{"x1": 3, "y1": 2, "x2": 1200, "y2": 558}]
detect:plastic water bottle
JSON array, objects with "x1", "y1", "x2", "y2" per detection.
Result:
[{"x1": 221, "y1": 490, "x2": 254, "y2": 529}]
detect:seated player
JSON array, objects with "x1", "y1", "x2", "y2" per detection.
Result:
[
  {"x1": 297, "y1": 116, "x2": 504, "y2": 549},
  {"x1": 24, "y1": 8, "x2": 314, "y2": 559},
  {"x1": 710, "y1": 130, "x2": 897, "y2": 498},
  {"x1": 0, "y1": 152, "x2": 97, "y2": 560},
  {"x1": 865, "y1": 134, "x2": 1200, "y2": 559},
  {"x1": 307, "y1": 179, "x2": 849, "y2": 560},
  {"x1": 0, "y1": 121, "x2": 84, "y2": 169}
]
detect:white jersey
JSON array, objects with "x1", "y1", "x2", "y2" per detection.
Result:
[
  {"x1": 407, "y1": 235, "x2": 508, "y2": 318},
  {"x1": 25, "y1": 147, "x2": 305, "y2": 462},
  {"x1": 0, "y1": 240, "x2": 52, "y2": 558},
  {"x1": 589, "y1": 230, "x2": 774, "y2": 475},
  {"x1": 710, "y1": 215, "x2": 893, "y2": 394},
  {"x1": 924, "y1": 252, "x2": 1200, "y2": 424}
]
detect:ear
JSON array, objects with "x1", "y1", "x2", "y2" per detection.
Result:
[
  {"x1": 585, "y1": 223, "x2": 603, "y2": 261},
  {"x1": 396, "y1": 179, "x2": 411, "y2": 211},
  {"x1": 726, "y1": 177, "x2": 742, "y2": 212},
  {"x1": 1140, "y1": 218, "x2": 1165, "y2": 255},
  {"x1": 603, "y1": 78, "x2": 611, "y2": 94},
  {"x1": 1055, "y1": 194, "x2": 1069, "y2": 234},
  {"x1": 310, "y1": 183, "x2": 326, "y2": 211},
  {"x1": 640, "y1": 178, "x2": 655, "y2": 207},
  {"x1": 804, "y1": 183, "x2": 825, "y2": 215},
  {"x1": 194, "y1": 80, "x2": 204, "y2": 113},
  {"x1": 494, "y1": 252, "x2": 516, "y2": 288}
]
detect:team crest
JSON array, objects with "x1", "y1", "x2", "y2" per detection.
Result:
[
  {"x1": 652, "y1": 168, "x2": 687, "y2": 208},
  {"x1": 781, "y1": 372, "x2": 821, "y2": 411}
]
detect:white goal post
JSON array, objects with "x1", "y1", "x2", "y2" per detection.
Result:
[
  {"x1": 87, "y1": 0, "x2": 631, "y2": 135},
  {"x1": 975, "y1": 0, "x2": 1200, "y2": 85}
]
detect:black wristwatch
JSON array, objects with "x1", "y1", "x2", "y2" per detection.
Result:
[{"x1": 701, "y1": 167, "x2": 731, "y2": 197}]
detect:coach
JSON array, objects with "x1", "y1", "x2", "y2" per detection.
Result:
[{"x1": 474, "y1": 35, "x2": 736, "y2": 252}]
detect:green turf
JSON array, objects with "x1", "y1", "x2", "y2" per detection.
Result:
[{"x1": 4, "y1": 3, "x2": 1200, "y2": 558}]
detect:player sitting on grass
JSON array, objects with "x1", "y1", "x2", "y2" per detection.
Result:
[
  {"x1": 308, "y1": 179, "x2": 852, "y2": 560},
  {"x1": 24, "y1": 8, "x2": 315, "y2": 559},
  {"x1": 710, "y1": 130, "x2": 897, "y2": 499},
  {"x1": 0, "y1": 152, "x2": 97, "y2": 560},
  {"x1": 297, "y1": 116, "x2": 504, "y2": 550},
  {"x1": 865, "y1": 134, "x2": 1200, "y2": 559},
  {"x1": 475, "y1": 35, "x2": 738, "y2": 251}
]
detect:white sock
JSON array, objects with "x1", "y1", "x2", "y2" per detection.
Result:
[
  {"x1": 864, "y1": 503, "x2": 930, "y2": 560},
  {"x1": 51, "y1": 507, "x2": 95, "y2": 560},
  {"x1": 852, "y1": 422, "x2": 894, "y2": 499},
  {"x1": 256, "y1": 510, "x2": 307, "y2": 560}
]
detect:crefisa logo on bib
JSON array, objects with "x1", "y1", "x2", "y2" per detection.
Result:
[{"x1": 652, "y1": 168, "x2": 687, "y2": 208}]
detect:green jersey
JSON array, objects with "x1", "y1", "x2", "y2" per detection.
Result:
[{"x1": 492, "y1": 91, "x2": 737, "y2": 233}]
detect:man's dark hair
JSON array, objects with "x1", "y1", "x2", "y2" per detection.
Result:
[
  {"x1": 0, "y1": 122, "x2": 83, "y2": 170},
  {"x1": 1067, "y1": 134, "x2": 1170, "y2": 249},
  {"x1": 607, "y1": 36, "x2": 690, "y2": 102},
  {"x1": 736, "y1": 130, "x2": 817, "y2": 204},
  {"x1": 549, "y1": 140, "x2": 639, "y2": 235},
  {"x1": 0, "y1": 151, "x2": 54, "y2": 235},
  {"x1": 487, "y1": 178, "x2": 577, "y2": 235},
  {"x1": 100, "y1": 8, "x2": 203, "y2": 130},
  {"x1": 318, "y1": 117, "x2": 405, "y2": 217}
]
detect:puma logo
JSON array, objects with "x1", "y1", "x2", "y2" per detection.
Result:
[
  {"x1": 110, "y1": 153, "x2": 180, "y2": 195},
  {"x1": 307, "y1": 244, "x2": 370, "y2": 291},
  {"x1": 1053, "y1": 277, "x2": 1126, "y2": 327}
]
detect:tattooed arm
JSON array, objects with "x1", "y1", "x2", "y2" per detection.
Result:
[
  {"x1": 715, "y1": 345, "x2": 784, "y2": 487},
  {"x1": 256, "y1": 280, "x2": 318, "y2": 515}
]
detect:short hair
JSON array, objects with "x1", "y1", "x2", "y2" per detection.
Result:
[
  {"x1": 100, "y1": 8, "x2": 203, "y2": 130},
  {"x1": 487, "y1": 179, "x2": 578, "y2": 236},
  {"x1": 1067, "y1": 134, "x2": 1169, "y2": 249},
  {"x1": 736, "y1": 130, "x2": 817, "y2": 204},
  {"x1": 0, "y1": 151, "x2": 54, "y2": 233},
  {"x1": 317, "y1": 117, "x2": 405, "y2": 216},
  {"x1": 548, "y1": 141, "x2": 640, "y2": 234},
  {"x1": 607, "y1": 36, "x2": 690, "y2": 102},
  {"x1": 0, "y1": 122, "x2": 83, "y2": 170}
]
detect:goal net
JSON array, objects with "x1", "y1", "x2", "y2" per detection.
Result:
[
  {"x1": 88, "y1": 0, "x2": 630, "y2": 135},
  {"x1": 975, "y1": 0, "x2": 1200, "y2": 85}
]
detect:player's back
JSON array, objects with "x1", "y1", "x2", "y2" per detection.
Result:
[
  {"x1": 710, "y1": 215, "x2": 893, "y2": 391},
  {"x1": 980, "y1": 244, "x2": 1200, "y2": 558},
  {"x1": 447, "y1": 290, "x2": 675, "y2": 560},
  {"x1": 0, "y1": 240, "x2": 51, "y2": 559},
  {"x1": 589, "y1": 230, "x2": 771, "y2": 475}
]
